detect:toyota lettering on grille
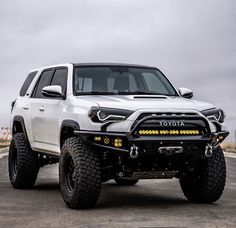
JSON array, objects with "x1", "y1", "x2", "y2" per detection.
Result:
[{"x1": 159, "y1": 121, "x2": 185, "y2": 127}]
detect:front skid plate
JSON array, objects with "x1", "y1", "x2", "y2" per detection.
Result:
[{"x1": 131, "y1": 170, "x2": 177, "y2": 179}]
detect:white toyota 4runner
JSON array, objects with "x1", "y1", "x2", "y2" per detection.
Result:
[{"x1": 9, "y1": 63, "x2": 229, "y2": 209}]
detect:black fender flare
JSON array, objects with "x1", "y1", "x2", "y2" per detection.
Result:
[
  {"x1": 60, "y1": 120, "x2": 80, "y2": 132},
  {"x1": 12, "y1": 115, "x2": 31, "y2": 146},
  {"x1": 60, "y1": 120, "x2": 80, "y2": 147},
  {"x1": 13, "y1": 116, "x2": 27, "y2": 135}
]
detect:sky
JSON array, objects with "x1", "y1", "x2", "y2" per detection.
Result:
[{"x1": 0, "y1": 0, "x2": 235, "y2": 142}]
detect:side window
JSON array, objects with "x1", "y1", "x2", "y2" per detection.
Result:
[
  {"x1": 50, "y1": 68, "x2": 68, "y2": 95},
  {"x1": 20, "y1": 71, "x2": 37, "y2": 96},
  {"x1": 33, "y1": 69, "x2": 54, "y2": 98}
]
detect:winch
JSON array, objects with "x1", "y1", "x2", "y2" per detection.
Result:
[{"x1": 158, "y1": 146, "x2": 183, "y2": 155}]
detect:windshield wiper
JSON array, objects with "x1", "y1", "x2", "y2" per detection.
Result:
[
  {"x1": 76, "y1": 91, "x2": 117, "y2": 95},
  {"x1": 76, "y1": 90, "x2": 177, "y2": 96},
  {"x1": 117, "y1": 90, "x2": 164, "y2": 95}
]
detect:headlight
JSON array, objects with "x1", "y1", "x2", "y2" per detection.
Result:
[
  {"x1": 88, "y1": 107, "x2": 133, "y2": 122},
  {"x1": 201, "y1": 108, "x2": 225, "y2": 123}
]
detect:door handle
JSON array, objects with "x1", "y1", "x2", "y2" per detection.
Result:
[
  {"x1": 23, "y1": 105, "x2": 29, "y2": 110},
  {"x1": 39, "y1": 106, "x2": 45, "y2": 112}
]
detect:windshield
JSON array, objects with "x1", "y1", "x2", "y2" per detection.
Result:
[{"x1": 73, "y1": 66, "x2": 178, "y2": 96}]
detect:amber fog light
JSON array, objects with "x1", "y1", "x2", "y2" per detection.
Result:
[{"x1": 114, "y1": 138, "x2": 123, "y2": 147}]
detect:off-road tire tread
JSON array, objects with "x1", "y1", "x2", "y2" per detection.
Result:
[
  {"x1": 59, "y1": 137, "x2": 101, "y2": 209},
  {"x1": 9, "y1": 133, "x2": 39, "y2": 188},
  {"x1": 180, "y1": 146, "x2": 226, "y2": 203}
]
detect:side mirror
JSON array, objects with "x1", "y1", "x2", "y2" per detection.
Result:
[
  {"x1": 42, "y1": 85, "x2": 65, "y2": 99},
  {"x1": 179, "y1": 87, "x2": 193, "y2": 99}
]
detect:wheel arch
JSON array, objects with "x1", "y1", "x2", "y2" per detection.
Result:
[
  {"x1": 12, "y1": 115, "x2": 31, "y2": 148},
  {"x1": 12, "y1": 116, "x2": 27, "y2": 136},
  {"x1": 60, "y1": 120, "x2": 80, "y2": 148}
]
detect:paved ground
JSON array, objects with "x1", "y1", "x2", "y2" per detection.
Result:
[{"x1": 0, "y1": 148, "x2": 236, "y2": 228}]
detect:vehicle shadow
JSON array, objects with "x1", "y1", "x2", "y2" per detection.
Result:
[
  {"x1": 34, "y1": 181, "x2": 60, "y2": 191},
  {"x1": 98, "y1": 182, "x2": 191, "y2": 209},
  {"x1": 32, "y1": 180, "x2": 218, "y2": 210}
]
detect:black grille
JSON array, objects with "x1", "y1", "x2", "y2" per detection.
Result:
[
  {"x1": 131, "y1": 113, "x2": 210, "y2": 136},
  {"x1": 136, "y1": 112, "x2": 198, "y2": 121}
]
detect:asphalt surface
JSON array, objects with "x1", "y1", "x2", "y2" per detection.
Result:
[{"x1": 0, "y1": 148, "x2": 236, "y2": 228}]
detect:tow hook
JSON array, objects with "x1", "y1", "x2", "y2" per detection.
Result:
[
  {"x1": 130, "y1": 145, "x2": 139, "y2": 159},
  {"x1": 205, "y1": 144, "x2": 213, "y2": 158}
]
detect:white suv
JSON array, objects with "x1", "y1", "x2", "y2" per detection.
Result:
[{"x1": 9, "y1": 63, "x2": 229, "y2": 209}]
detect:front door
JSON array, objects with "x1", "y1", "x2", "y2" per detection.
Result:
[{"x1": 30, "y1": 68, "x2": 68, "y2": 152}]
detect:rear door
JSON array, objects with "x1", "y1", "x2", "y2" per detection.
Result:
[{"x1": 12, "y1": 71, "x2": 38, "y2": 145}]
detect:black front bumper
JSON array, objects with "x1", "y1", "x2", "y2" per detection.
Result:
[
  {"x1": 74, "y1": 129, "x2": 229, "y2": 152},
  {"x1": 74, "y1": 114, "x2": 229, "y2": 152}
]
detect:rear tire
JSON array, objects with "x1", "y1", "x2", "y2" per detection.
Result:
[
  {"x1": 180, "y1": 146, "x2": 226, "y2": 203},
  {"x1": 8, "y1": 133, "x2": 39, "y2": 188},
  {"x1": 114, "y1": 177, "x2": 139, "y2": 186},
  {"x1": 59, "y1": 137, "x2": 101, "y2": 209}
]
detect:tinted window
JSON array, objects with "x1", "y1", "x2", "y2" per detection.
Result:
[
  {"x1": 74, "y1": 67, "x2": 177, "y2": 96},
  {"x1": 74, "y1": 68, "x2": 139, "y2": 93},
  {"x1": 77, "y1": 77, "x2": 92, "y2": 92},
  {"x1": 33, "y1": 70, "x2": 54, "y2": 98},
  {"x1": 20, "y1": 71, "x2": 37, "y2": 96},
  {"x1": 51, "y1": 68, "x2": 68, "y2": 95},
  {"x1": 106, "y1": 73, "x2": 138, "y2": 92},
  {"x1": 142, "y1": 73, "x2": 169, "y2": 94}
]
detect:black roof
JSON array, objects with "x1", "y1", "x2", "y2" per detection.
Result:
[{"x1": 72, "y1": 62, "x2": 156, "y2": 69}]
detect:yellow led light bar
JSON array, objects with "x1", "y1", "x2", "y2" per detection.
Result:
[{"x1": 138, "y1": 129, "x2": 200, "y2": 135}]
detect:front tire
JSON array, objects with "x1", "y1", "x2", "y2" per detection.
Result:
[
  {"x1": 180, "y1": 146, "x2": 226, "y2": 203},
  {"x1": 8, "y1": 133, "x2": 39, "y2": 188},
  {"x1": 59, "y1": 137, "x2": 101, "y2": 209}
]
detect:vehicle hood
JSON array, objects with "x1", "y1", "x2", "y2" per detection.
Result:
[{"x1": 76, "y1": 95, "x2": 214, "y2": 112}]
